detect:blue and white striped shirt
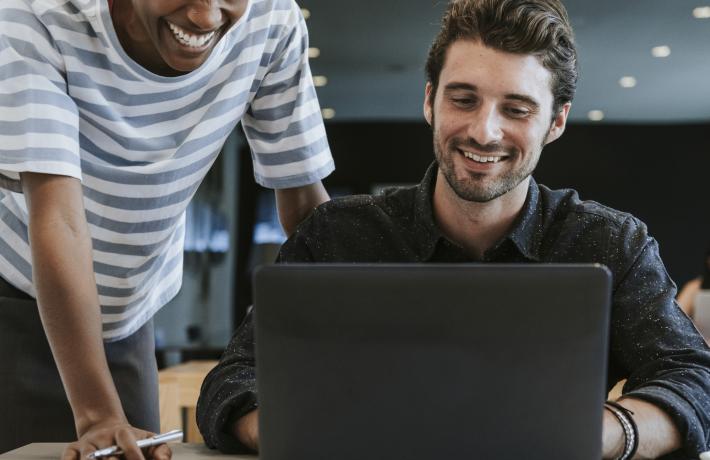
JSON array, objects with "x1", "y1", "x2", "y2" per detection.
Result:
[{"x1": 0, "y1": 0, "x2": 334, "y2": 340}]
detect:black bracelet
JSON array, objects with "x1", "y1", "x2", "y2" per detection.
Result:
[{"x1": 604, "y1": 400, "x2": 639, "y2": 460}]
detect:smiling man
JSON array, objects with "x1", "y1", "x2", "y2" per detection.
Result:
[
  {"x1": 0, "y1": 0, "x2": 333, "y2": 458},
  {"x1": 197, "y1": 1, "x2": 710, "y2": 459}
]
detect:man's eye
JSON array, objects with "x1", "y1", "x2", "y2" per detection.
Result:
[
  {"x1": 506, "y1": 107, "x2": 530, "y2": 117},
  {"x1": 452, "y1": 98, "x2": 475, "y2": 107}
]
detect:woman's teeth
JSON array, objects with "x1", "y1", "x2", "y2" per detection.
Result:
[
  {"x1": 462, "y1": 151, "x2": 503, "y2": 163},
  {"x1": 167, "y1": 22, "x2": 215, "y2": 48}
]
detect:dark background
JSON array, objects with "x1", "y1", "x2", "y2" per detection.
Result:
[
  {"x1": 235, "y1": 121, "x2": 710, "y2": 326},
  {"x1": 319, "y1": 122, "x2": 710, "y2": 286}
]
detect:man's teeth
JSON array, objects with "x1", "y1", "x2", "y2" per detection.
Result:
[
  {"x1": 168, "y1": 22, "x2": 215, "y2": 48},
  {"x1": 462, "y1": 151, "x2": 503, "y2": 163}
]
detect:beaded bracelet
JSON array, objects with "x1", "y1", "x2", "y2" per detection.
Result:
[{"x1": 604, "y1": 400, "x2": 639, "y2": 460}]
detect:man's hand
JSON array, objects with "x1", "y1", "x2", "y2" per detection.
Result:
[
  {"x1": 62, "y1": 420, "x2": 172, "y2": 460},
  {"x1": 233, "y1": 409, "x2": 259, "y2": 451}
]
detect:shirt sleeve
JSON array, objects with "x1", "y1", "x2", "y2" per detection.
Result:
[
  {"x1": 609, "y1": 216, "x2": 710, "y2": 458},
  {"x1": 196, "y1": 308, "x2": 259, "y2": 454},
  {"x1": 0, "y1": 3, "x2": 81, "y2": 193},
  {"x1": 241, "y1": 1, "x2": 334, "y2": 190},
  {"x1": 196, "y1": 223, "x2": 315, "y2": 453}
]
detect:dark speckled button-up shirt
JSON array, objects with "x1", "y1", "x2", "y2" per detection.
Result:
[{"x1": 197, "y1": 163, "x2": 710, "y2": 459}]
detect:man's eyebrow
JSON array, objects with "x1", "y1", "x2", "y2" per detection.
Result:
[
  {"x1": 443, "y1": 83, "x2": 541, "y2": 109},
  {"x1": 505, "y1": 94, "x2": 540, "y2": 110},
  {"x1": 443, "y1": 82, "x2": 477, "y2": 93}
]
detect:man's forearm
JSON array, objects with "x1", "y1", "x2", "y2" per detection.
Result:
[
  {"x1": 23, "y1": 173, "x2": 126, "y2": 435},
  {"x1": 275, "y1": 181, "x2": 329, "y2": 236},
  {"x1": 602, "y1": 397, "x2": 681, "y2": 459}
]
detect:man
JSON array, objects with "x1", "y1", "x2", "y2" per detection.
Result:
[
  {"x1": 0, "y1": 0, "x2": 333, "y2": 458},
  {"x1": 196, "y1": 0, "x2": 710, "y2": 458}
]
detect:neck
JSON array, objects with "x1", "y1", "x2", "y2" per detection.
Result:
[{"x1": 432, "y1": 171, "x2": 530, "y2": 260}]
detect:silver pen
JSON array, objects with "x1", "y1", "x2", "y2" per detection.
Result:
[{"x1": 86, "y1": 430, "x2": 183, "y2": 459}]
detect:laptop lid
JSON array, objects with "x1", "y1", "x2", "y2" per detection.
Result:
[{"x1": 254, "y1": 264, "x2": 612, "y2": 460}]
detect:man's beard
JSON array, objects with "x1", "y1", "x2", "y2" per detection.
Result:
[{"x1": 433, "y1": 130, "x2": 542, "y2": 203}]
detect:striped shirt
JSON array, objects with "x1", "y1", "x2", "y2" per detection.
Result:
[{"x1": 0, "y1": 0, "x2": 334, "y2": 340}]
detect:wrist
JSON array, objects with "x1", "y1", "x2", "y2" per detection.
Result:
[
  {"x1": 602, "y1": 407, "x2": 626, "y2": 459},
  {"x1": 603, "y1": 401, "x2": 639, "y2": 460},
  {"x1": 75, "y1": 407, "x2": 128, "y2": 437}
]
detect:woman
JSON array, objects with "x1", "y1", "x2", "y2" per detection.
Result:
[{"x1": 0, "y1": 0, "x2": 333, "y2": 457}]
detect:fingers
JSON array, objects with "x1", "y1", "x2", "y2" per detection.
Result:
[
  {"x1": 61, "y1": 442, "x2": 82, "y2": 460},
  {"x1": 147, "y1": 444, "x2": 172, "y2": 460},
  {"x1": 115, "y1": 427, "x2": 144, "y2": 460},
  {"x1": 79, "y1": 442, "x2": 102, "y2": 460}
]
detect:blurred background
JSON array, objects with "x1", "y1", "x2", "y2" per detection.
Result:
[{"x1": 154, "y1": 0, "x2": 710, "y2": 365}]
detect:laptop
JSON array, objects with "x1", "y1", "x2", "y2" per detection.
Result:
[{"x1": 254, "y1": 264, "x2": 612, "y2": 460}]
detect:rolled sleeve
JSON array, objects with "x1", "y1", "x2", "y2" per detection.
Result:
[
  {"x1": 241, "y1": 3, "x2": 334, "y2": 190},
  {"x1": 610, "y1": 217, "x2": 710, "y2": 457},
  {"x1": 0, "y1": 4, "x2": 82, "y2": 192},
  {"x1": 196, "y1": 310, "x2": 259, "y2": 454}
]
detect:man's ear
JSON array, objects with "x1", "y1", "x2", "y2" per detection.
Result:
[
  {"x1": 545, "y1": 102, "x2": 571, "y2": 145},
  {"x1": 423, "y1": 82, "x2": 434, "y2": 126}
]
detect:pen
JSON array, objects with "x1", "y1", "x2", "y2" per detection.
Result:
[{"x1": 86, "y1": 430, "x2": 183, "y2": 459}]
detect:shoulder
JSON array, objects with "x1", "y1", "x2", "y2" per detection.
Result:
[
  {"x1": 298, "y1": 185, "x2": 416, "y2": 234},
  {"x1": 1, "y1": 0, "x2": 95, "y2": 42},
  {"x1": 538, "y1": 183, "x2": 643, "y2": 233},
  {"x1": 247, "y1": 0, "x2": 303, "y2": 26},
  {"x1": 2, "y1": 0, "x2": 86, "y2": 20}
]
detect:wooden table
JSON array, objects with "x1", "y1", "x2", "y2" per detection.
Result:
[
  {"x1": 159, "y1": 360, "x2": 219, "y2": 443},
  {"x1": 0, "y1": 444, "x2": 255, "y2": 460}
]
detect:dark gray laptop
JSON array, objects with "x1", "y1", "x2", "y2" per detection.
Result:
[{"x1": 254, "y1": 264, "x2": 612, "y2": 460}]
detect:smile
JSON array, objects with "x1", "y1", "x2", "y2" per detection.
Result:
[
  {"x1": 167, "y1": 21, "x2": 216, "y2": 49},
  {"x1": 461, "y1": 150, "x2": 507, "y2": 164}
]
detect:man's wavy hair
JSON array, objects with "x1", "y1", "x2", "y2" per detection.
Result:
[{"x1": 425, "y1": 0, "x2": 578, "y2": 114}]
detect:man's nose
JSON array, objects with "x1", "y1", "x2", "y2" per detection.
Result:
[
  {"x1": 186, "y1": 2, "x2": 223, "y2": 30},
  {"x1": 467, "y1": 104, "x2": 504, "y2": 146}
]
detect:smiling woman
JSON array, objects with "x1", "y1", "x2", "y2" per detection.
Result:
[
  {"x1": 110, "y1": 0, "x2": 249, "y2": 75},
  {"x1": 0, "y1": 0, "x2": 333, "y2": 456}
]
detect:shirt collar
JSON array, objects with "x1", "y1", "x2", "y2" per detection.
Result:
[
  {"x1": 412, "y1": 162, "x2": 445, "y2": 261},
  {"x1": 412, "y1": 162, "x2": 543, "y2": 262},
  {"x1": 498, "y1": 177, "x2": 543, "y2": 262}
]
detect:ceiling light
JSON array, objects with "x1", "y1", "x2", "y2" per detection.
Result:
[
  {"x1": 308, "y1": 47, "x2": 321, "y2": 59},
  {"x1": 693, "y1": 6, "x2": 710, "y2": 18},
  {"x1": 301, "y1": 8, "x2": 311, "y2": 19},
  {"x1": 313, "y1": 75, "x2": 328, "y2": 87},
  {"x1": 588, "y1": 110, "x2": 605, "y2": 122},
  {"x1": 321, "y1": 108, "x2": 336, "y2": 120},
  {"x1": 619, "y1": 76, "x2": 637, "y2": 88},
  {"x1": 651, "y1": 46, "x2": 671, "y2": 58}
]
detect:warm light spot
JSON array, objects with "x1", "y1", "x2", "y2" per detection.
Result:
[
  {"x1": 619, "y1": 76, "x2": 637, "y2": 88},
  {"x1": 588, "y1": 110, "x2": 605, "y2": 122},
  {"x1": 651, "y1": 46, "x2": 671, "y2": 58},
  {"x1": 693, "y1": 6, "x2": 710, "y2": 18},
  {"x1": 313, "y1": 75, "x2": 329, "y2": 87}
]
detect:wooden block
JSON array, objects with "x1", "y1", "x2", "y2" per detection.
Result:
[
  {"x1": 186, "y1": 407, "x2": 204, "y2": 443},
  {"x1": 159, "y1": 374, "x2": 181, "y2": 433},
  {"x1": 158, "y1": 360, "x2": 219, "y2": 440}
]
